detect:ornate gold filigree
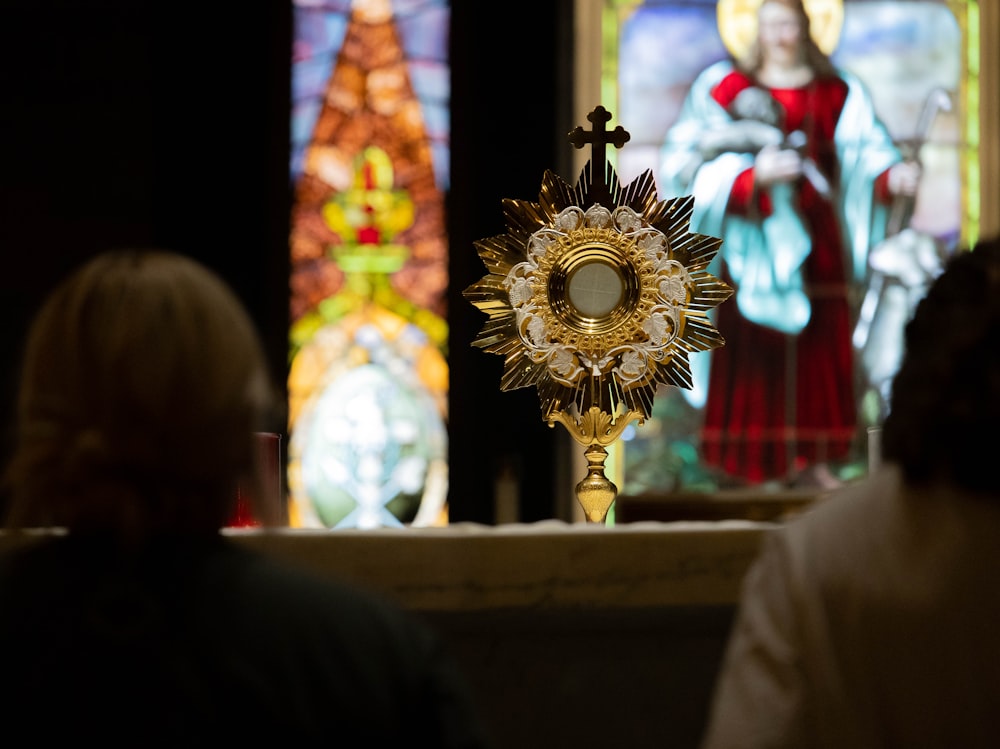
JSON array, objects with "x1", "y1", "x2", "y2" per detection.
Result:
[{"x1": 465, "y1": 107, "x2": 732, "y2": 521}]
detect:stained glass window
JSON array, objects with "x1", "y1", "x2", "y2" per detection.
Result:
[
  {"x1": 288, "y1": 0, "x2": 450, "y2": 528},
  {"x1": 599, "y1": 0, "x2": 979, "y2": 495}
]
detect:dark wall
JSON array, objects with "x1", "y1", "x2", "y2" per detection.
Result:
[
  {"x1": 0, "y1": 2, "x2": 293, "y2": 507},
  {"x1": 0, "y1": 1, "x2": 573, "y2": 523},
  {"x1": 448, "y1": 1, "x2": 576, "y2": 522}
]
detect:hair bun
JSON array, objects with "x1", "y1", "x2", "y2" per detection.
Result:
[{"x1": 66, "y1": 429, "x2": 110, "y2": 475}]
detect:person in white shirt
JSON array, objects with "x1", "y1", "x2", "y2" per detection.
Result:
[{"x1": 700, "y1": 236, "x2": 1000, "y2": 748}]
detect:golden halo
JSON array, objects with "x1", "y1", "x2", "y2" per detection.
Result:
[{"x1": 717, "y1": 0, "x2": 844, "y2": 60}]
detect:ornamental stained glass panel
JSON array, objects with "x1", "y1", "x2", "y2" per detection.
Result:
[{"x1": 288, "y1": 0, "x2": 450, "y2": 527}]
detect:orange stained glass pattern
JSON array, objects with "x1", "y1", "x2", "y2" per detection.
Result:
[
  {"x1": 290, "y1": 0, "x2": 448, "y2": 323},
  {"x1": 288, "y1": 0, "x2": 450, "y2": 528}
]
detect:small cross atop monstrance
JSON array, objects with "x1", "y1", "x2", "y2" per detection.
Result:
[{"x1": 464, "y1": 106, "x2": 733, "y2": 522}]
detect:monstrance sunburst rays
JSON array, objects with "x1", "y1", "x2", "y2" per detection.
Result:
[{"x1": 464, "y1": 106, "x2": 732, "y2": 521}]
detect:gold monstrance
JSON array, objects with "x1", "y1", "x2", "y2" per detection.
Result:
[{"x1": 464, "y1": 107, "x2": 732, "y2": 522}]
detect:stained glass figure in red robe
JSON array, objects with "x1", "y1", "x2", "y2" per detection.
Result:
[{"x1": 659, "y1": 0, "x2": 921, "y2": 486}]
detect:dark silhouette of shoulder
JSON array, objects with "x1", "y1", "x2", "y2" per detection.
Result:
[{"x1": 0, "y1": 534, "x2": 489, "y2": 747}]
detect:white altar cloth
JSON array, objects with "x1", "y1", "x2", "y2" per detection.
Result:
[{"x1": 226, "y1": 519, "x2": 771, "y2": 611}]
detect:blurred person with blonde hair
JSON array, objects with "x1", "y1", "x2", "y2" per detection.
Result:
[
  {"x1": 5, "y1": 249, "x2": 278, "y2": 535},
  {"x1": 0, "y1": 249, "x2": 489, "y2": 746}
]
